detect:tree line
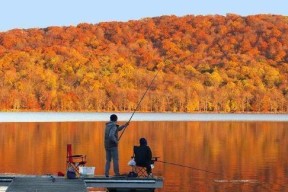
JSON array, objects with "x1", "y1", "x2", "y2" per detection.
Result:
[{"x1": 0, "y1": 14, "x2": 287, "y2": 112}]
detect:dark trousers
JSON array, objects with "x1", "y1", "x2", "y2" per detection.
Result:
[{"x1": 105, "y1": 147, "x2": 119, "y2": 176}]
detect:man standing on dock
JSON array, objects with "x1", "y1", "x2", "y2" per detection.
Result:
[{"x1": 104, "y1": 114, "x2": 129, "y2": 177}]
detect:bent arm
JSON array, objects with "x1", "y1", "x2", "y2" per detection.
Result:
[{"x1": 118, "y1": 122, "x2": 129, "y2": 131}]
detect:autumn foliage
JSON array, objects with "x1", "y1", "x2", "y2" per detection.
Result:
[{"x1": 0, "y1": 14, "x2": 287, "y2": 112}]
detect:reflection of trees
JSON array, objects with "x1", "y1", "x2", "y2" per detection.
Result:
[
  {"x1": 0, "y1": 121, "x2": 287, "y2": 191},
  {"x1": 157, "y1": 122, "x2": 288, "y2": 191}
]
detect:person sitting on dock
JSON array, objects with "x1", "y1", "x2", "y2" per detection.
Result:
[{"x1": 134, "y1": 138, "x2": 154, "y2": 177}]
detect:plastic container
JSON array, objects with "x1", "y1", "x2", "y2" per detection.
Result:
[{"x1": 79, "y1": 167, "x2": 95, "y2": 177}]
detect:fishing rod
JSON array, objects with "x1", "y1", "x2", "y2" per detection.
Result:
[
  {"x1": 156, "y1": 160, "x2": 220, "y2": 175},
  {"x1": 118, "y1": 70, "x2": 159, "y2": 141}
]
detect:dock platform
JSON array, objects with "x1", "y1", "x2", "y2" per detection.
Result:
[{"x1": 0, "y1": 175, "x2": 163, "y2": 192}]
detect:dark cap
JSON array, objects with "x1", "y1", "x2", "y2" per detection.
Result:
[{"x1": 110, "y1": 114, "x2": 118, "y2": 122}]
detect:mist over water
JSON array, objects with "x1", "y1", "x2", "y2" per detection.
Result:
[{"x1": 0, "y1": 112, "x2": 287, "y2": 122}]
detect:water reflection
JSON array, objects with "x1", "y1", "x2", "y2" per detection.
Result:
[{"x1": 0, "y1": 121, "x2": 287, "y2": 192}]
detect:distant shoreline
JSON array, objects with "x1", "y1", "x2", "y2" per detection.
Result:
[{"x1": 0, "y1": 112, "x2": 287, "y2": 122}]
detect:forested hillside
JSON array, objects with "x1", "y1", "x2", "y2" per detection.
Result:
[{"x1": 0, "y1": 14, "x2": 287, "y2": 112}]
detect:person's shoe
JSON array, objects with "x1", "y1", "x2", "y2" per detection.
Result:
[
  {"x1": 114, "y1": 173, "x2": 127, "y2": 177},
  {"x1": 105, "y1": 175, "x2": 109, "y2": 178},
  {"x1": 147, "y1": 173, "x2": 153, "y2": 178}
]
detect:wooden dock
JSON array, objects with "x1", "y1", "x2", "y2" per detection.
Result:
[
  {"x1": 1, "y1": 176, "x2": 86, "y2": 192},
  {"x1": 0, "y1": 175, "x2": 163, "y2": 192},
  {"x1": 86, "y1": 176, "x2": 163, "y2": 191}
]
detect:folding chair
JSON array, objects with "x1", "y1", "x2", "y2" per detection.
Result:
[
  {"x1": 132, "y1": 146, "x2": 158, "y2": 177},
  {"x1": 66, "y1": 144, "x2": 87, "y2": 177}
]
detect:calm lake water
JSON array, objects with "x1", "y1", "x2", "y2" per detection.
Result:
[{"x1": 0, "y1": 113, "x2": 287, "y2": 192}]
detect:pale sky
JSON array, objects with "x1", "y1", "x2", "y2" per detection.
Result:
[{"x1": 0, "y1": 0, "x2": 287, "y2": 32}]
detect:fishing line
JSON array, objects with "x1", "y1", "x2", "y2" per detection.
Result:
[
  {"x1": 214, "y1": 177, "x2": 287, "y2": 192},
  {"x1": 157, "y1": 160, "x2": 282, "y2": 192},
  {"x1": 156, "y1": 160, "x2": 281, "y2": 192},
  {"x1": 214, "y1": 179, "x2": 276, "y2": 192},
  {"x1": 156, "y1": 160, "x2": 220, "y2": 175},
  {"x1": 118, "y1": 70, "x2": 159, "y2": 141}
]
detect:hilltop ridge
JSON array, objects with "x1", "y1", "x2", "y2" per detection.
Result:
[{"x1": 0, "y1": 14, "x2": 287, "y2": 112}]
